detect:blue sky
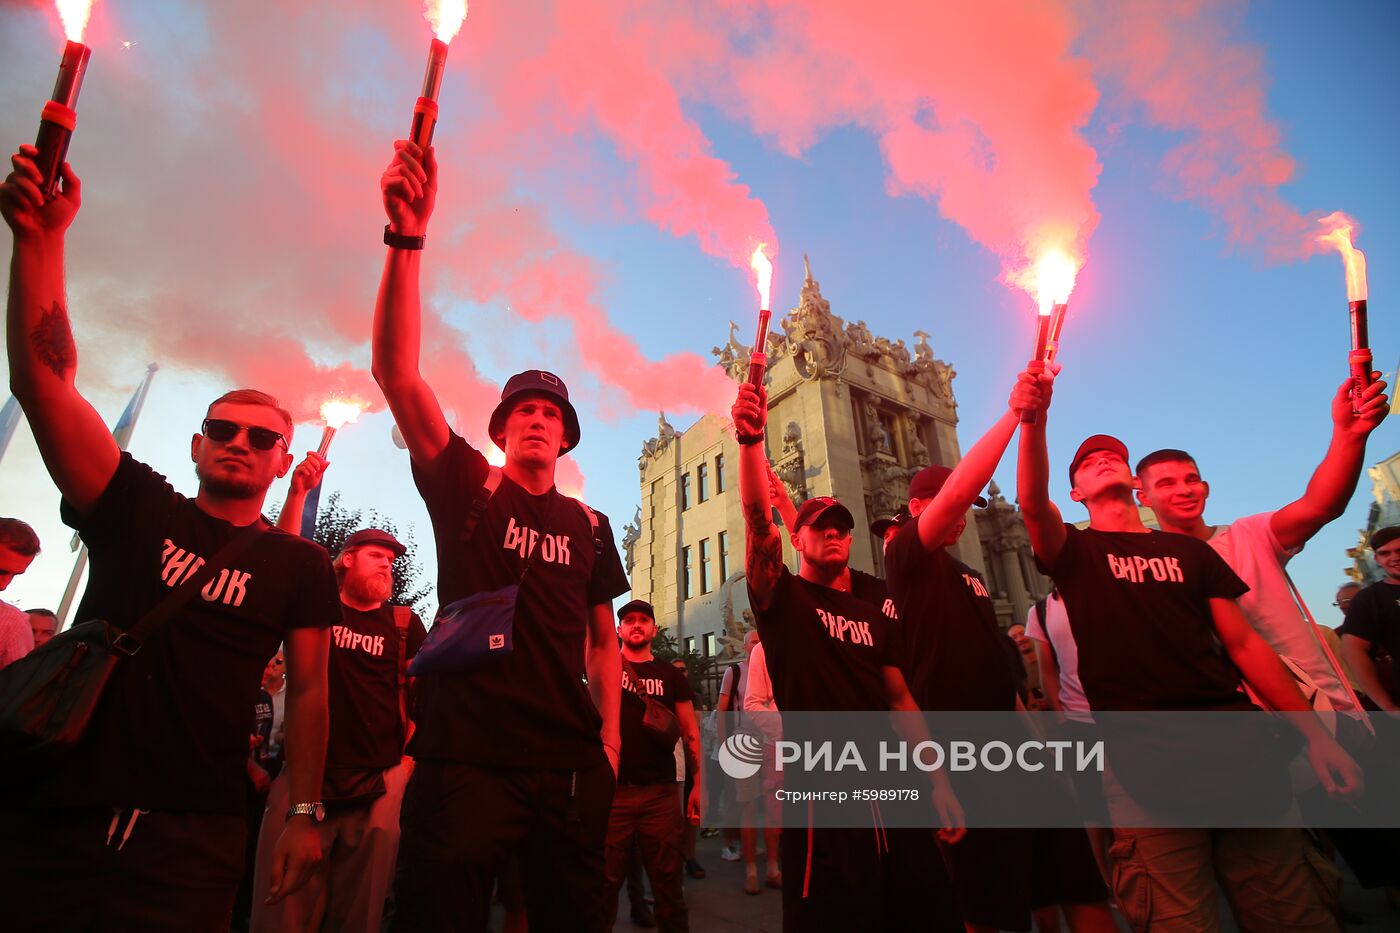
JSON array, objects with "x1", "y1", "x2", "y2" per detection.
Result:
[{"x1": 2, "y1": 1, "x2": 1398, "y2": 629}]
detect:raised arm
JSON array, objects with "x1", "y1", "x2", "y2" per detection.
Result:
[
  {"x1": 766, "y1": 465, "x2": 798, "y2": 541},
  {"x1": 1015, "y1": 369, "x2": 1067, "y2": 566},
  {"x1": 1271, "y1": 377, "x2": 1389, "y2": 551},
  {"x1": 734, "y1": 383, "x2": 784, "y2": 610},
  {"x1": 371, "y1": 141, "x2": 452, "y2": 465},
  {"x1": 2, "y1": 147, "x2": 117, "y2": 514},
  {"x1": 275, "y1": 453, "x2": 329, "y2": 535},
  {"x1": 915, "y1": 373, "x2": 1045, "y2": 548}
]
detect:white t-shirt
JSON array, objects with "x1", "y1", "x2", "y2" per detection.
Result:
[
  {"x1": 1024, "y1": 593, "x2": 1093, "y2": 723},
  {"x1": 1209, "y1": 513, "x2": 1357, "y2": 718},
  {"x1": 742, "y1": 642, "x2": 783, "y2": 743},
  {"x1": 0, "y1": 600, "x2": 35, "y2": 669}
]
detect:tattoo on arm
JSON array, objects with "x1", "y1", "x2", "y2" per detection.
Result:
[
  {"x1": 745, "y1": 525, "x2": 785, "y2": 595},
  {"x1": 31, "y1": 302, "x2": 76, "y2": 379}
]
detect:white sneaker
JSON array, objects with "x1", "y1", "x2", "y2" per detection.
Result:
[{"x1": 720, "y1": 846, "x2": 741, "y2": 862}]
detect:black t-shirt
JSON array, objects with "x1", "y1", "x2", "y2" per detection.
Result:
[
  {"x1": 411, "y1": 433, "x2": 631, "y2": 768},
  {"x1": 618, "y1": 657, "x2": 693, "y2": 786},
  {"x1": 850, "y1": 568, "x2": 899, "y2": 621},
  {"x1": 884, "y1": 521, "x2": 1018, "y2": 711},
  {"x1": 1339, "y1": 580, "x2": 1400, "y2": 661},
  {"x1": 34, "y1": 454, "x2": 340, "y2": 815},
  {"x1": 327, "y1": 604, "x2": 428, "y2": 771},
  {"x1": 1045, "y1": 525, "x2": 1250, "y2": 711},
  {"x1": 750, "y1": 567, "x2": 899, "y2": 714}
]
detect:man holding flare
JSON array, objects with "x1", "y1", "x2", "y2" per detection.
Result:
[
  {"x1": 0, "y1": 145, "x2": 338, "y2": 929},
  {"x1": 733, "y1": 377, "x2": 969, "y2": 932},
  {"x1": 1015, "y1": 364, "x2": 1363, "y2": 933},
  {"x1": 371, "y1": 138, "x2": 630, "y2": 933}
]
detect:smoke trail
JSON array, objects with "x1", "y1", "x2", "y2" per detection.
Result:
[{"x1": 1078, "y1": 0, "x2": 1318, "y2": 260}]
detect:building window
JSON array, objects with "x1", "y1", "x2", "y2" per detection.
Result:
[
  {"x1": 681, "y1": 473, "x2": 692, "y2": 511},
  {"x1": 682, "y1": 545, "x2": 694, "y2": 599},
  {"x1": 718, "y1": 531, "x2": 729, "y2": 580},
  {"x1": 705, "y1": 633, "x2": 717, "y2": 657},
  {"x1": 700, "y1": 538, "x2": 713, "y2": 594},
  {"x1": 684, "y1": 636, "x2": 696, "y2": 655},
  {"x1": 715, "y1": 453, "x2": 726, "y2": 493},
  {"x1": 697, "y1": 462, "x2": 709, "y2": 502}
]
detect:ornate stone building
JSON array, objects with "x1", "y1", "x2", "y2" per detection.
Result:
[
  {"x1": 1345, "y1": 449, "x2": 1400, "y2": 584},
  {"x1": 622, "y1": 258, "x2": 1049, "y2": 694}
]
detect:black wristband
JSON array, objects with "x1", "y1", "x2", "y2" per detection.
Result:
[
  {"x1": 384, "y1": 225, "x2": 426, "y2": 250},
  {"x1": 735, "y1": 432, "x2": 765, "y2": 446}
]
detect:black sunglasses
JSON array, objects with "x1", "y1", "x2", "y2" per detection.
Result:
[{"x1": 202, "y1": 418, "x2": 287, "y2": 452}]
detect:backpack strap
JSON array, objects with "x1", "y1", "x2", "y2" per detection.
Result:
[
  {"x1": 123, "y1": 522, "x2": 266, "y2": 649},
  {"x1": 392, "y1": 604, "x2": 413, "y2": 741},
  {"x1": 459, "y1": 466, "x2": 503, "y2": 543},
  {"x1": 570, "y1": 497, "x2": 605, "y2": 556}
]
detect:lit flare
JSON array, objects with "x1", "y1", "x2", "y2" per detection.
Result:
[
  {"x1": 1317, "y1": 212, "x2": 1372, "y2": 414},
  {"x1": 317, "y1": 398, "x2": 366, "y2": 458},
  {"x1": 1317, "y1": 212, "x2": 1368, "y2": 301},
  {"x1": 55, "y1": 0, "x2": 93, "y2": 43},
  {"x1": 750, "y1": 243, "x2": 774, "y2": 311},
  {"x1": 747, "y1": 244, "x2": 776, "y2": 388},
  {"x1": 1029, "y1": 249, "x2": 1078, "y2": 317},
  {"x1": 424, "y1": 0, "x2": 468, "y2": 43}
]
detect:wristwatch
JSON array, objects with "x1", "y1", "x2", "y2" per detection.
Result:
[{"x1": 286, "y1": 802, "x2": 326, "y2": 822}]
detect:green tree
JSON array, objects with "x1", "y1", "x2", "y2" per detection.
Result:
[
  {"x1": 272, "y1": 490, "x2": 433, "y2": 617},
  {"x1": 650, "y1": 627, "x2": 717, "y2": 702}
]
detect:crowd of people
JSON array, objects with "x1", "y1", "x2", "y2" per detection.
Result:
[{"x1": 1, "y1": 123, "x2": 1398, "y2": 933}]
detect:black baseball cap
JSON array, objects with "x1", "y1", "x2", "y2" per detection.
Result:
[
  {"x1": 1370, "y1": 526, "x2": 1400, "y2": 552},
  {"x1": 617, "y1": 599, "x2": 656, "y2": 621},
  {"x1": 340, "y1": 528, "x2": 406, "y2": 559},
  {"x1": 793, "y1": 496, "x2": 855, "y2": 532},
  {"x1": 907, "y1": 465, "x2": 987, "y2": 508},
  {"x1": 1068, "y1": 434, "x2": 1130, "y2": 485},
  {"x1": 488, "y1": 370, "x2": 581, "y2": 455},
  {"x1": 870, "y1": 508, "x2": 909, "y2": 538}
]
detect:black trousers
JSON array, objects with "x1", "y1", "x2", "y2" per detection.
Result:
[
  {"x1": 0, "y1": 806, "x2": 246, "y2": 932},
  {"x1": 780, "y1": 823, "x2": 962, "y2": 933},
  {"x1": 390, "y1": 759, "x2": 615, "y2": 933}
]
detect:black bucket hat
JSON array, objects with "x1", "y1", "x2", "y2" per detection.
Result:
[{"x1": 488, "y1": 370, "x2": 581, "y2": 455}]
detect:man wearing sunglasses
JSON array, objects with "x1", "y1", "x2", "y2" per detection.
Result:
[
  {"x1": 0, "y1": 147, "x2": 340, "y2": 930},
  {"x1": 372, "y1": 140, "x2": 630, "y2": 932}
]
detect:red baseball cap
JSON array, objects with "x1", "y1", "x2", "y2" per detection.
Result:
[
  {"x1": 793, "y1": 496, "x2": 855, "y2": 532},
  {"x1": 1068, "y1": 434, "x2": 1130, "y2": 485}
]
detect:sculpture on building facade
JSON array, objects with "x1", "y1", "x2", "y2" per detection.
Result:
[
  {"x1": 776, "y1": 421, "x2": 808, "y2": 503},
  {"x1": 621, "y1": 506, "x2": 641, "y2": 576}
]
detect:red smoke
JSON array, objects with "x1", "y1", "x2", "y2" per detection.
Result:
[
  {"x1": 702, "y1": 0, "x2": 1102, "y2": 286},
  {"x1": 1079, "y1": 0, "x2": 1317, "y2": 260}
]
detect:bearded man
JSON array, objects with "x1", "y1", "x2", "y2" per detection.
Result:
[{"x1": 253, "y1": 496, "x2": 428, "y2": 933}]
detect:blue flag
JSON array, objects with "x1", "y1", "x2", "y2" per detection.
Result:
[
  {"x1": 0, "y1": 395, "x2": 22, "y2": 465},
  {"x1": 299, "y1": 483, "x2": 322, "y2": 541}
]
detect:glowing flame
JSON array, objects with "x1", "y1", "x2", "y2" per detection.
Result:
[
  {"x1": 320, "y1": 398, "x2": 366, "y2": 430},
  {"x1": 1317, "y1": 212, "x2": 1368, "y2": 302},
  {"x1": 55, "y1": 0, "x2": 94, "y2": 42},
  {"x1": 485, "y1": 445, "x2": 506, "y2": 467},
  {"x1": 750, "y1": 244, "x2": 774, "y2": 310},
  {"x1": 1024, "y1": 249, "x2": 1079, "y2": 316},
  {"x1": 424, "y1": 0, "x2": 468, "y2": 43}
]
